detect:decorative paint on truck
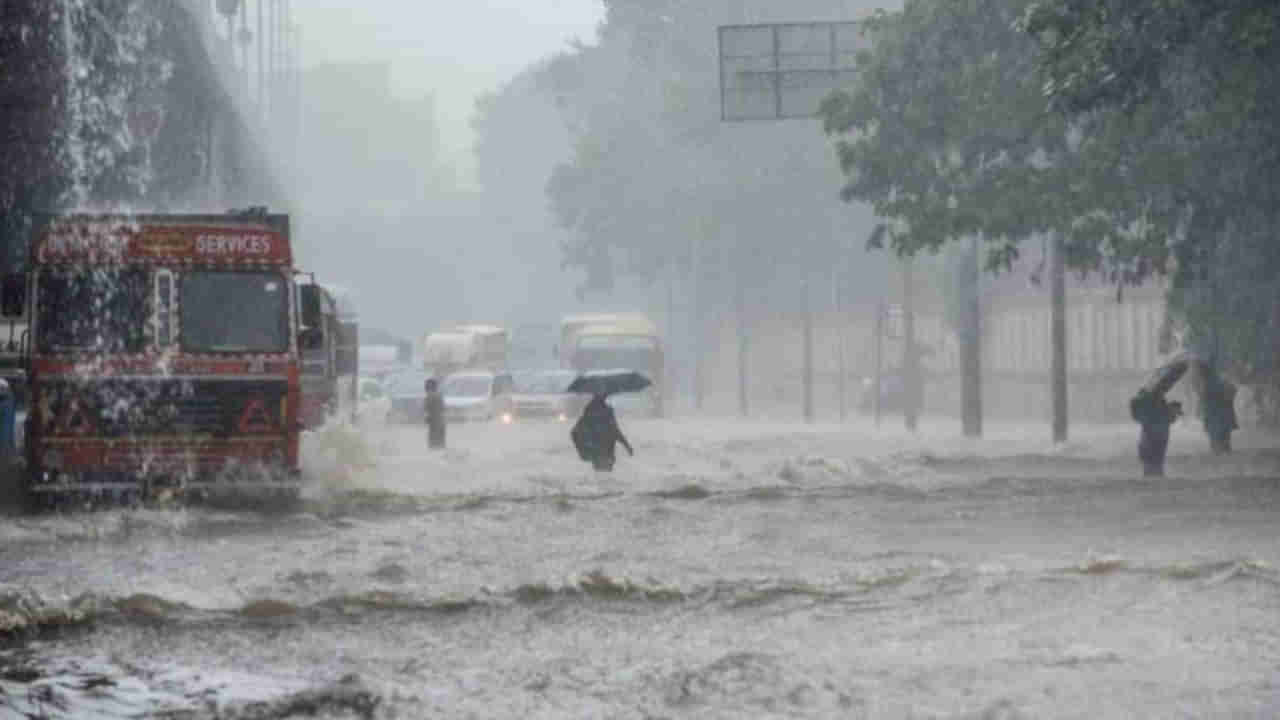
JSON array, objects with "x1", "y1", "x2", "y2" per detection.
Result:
[{"x1": 17, "y1": 212, "x2": 304, "y2": 502}]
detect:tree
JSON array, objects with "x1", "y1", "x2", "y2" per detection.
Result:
[
  {"x1": 541, "y1": 0, "x2": 884, "y2": 301},
  {"x1": 819, "y1": 0, "x2": 1081, "y2": 271},
  {"x1": 1025, "y1": 0, "x2": 1280, "y2": 422}
]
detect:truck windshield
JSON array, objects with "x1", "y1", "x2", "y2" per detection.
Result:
[
  {"x1": 181, "y1": 271, "x2": 288, "y2": 353},
  {"x1": 36, "y1": 267, "x2": 147, "y2": 353},
  {"x1": 573, "y1": 336, "x2": 658, "y2": 374},
  {"x1": 513, "y1": 371, "x2": 574, "y2": 394}
]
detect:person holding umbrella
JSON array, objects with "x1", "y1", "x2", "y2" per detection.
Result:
[
  {"x1": 424, "y1": 377, "x2": 445, "y2": 450},
  {"x1": 568, "y1": 370, "x2": 647, "y2": 471},
  {"x1": 1131, "y1": 354, "x2": 1188, "y2": 477}
]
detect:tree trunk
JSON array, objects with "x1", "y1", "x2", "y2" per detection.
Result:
[
  {"x1": 903, "y1": 259, "x2": 919, "y2": 432},
  {"x1": 961, "y1": 237, "x2": 983, "y2": 437},
  {"x1": 1050, "y1": 233, "x2": 1068, "y2": 443}
]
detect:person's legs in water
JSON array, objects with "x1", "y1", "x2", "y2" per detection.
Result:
[
  {"x1": 591, "y1": 448, "x2": 616, "y2": 471},
  {"x1": 1139, "y1": 421, "x2": 1171, "y2": 477}
]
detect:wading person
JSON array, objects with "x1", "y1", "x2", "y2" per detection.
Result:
[
  {"x1": 424, "y1": 377, "x2": 445, "y2": 450},
  {"x1": 571, "y1": 393, "x2": 633, "y2": 471},
  {"x1": 1199, "y1": 365, "x2": 1238, "y2": 454},
  {"x1": 1130, "y1": 387, "x2": 1182, "y2": 477}
]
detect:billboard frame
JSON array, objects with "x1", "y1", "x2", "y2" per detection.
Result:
[{"x1": 717, "y1": 21, "x2": 865, "y2": 123}]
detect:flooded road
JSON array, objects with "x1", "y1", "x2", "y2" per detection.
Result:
[{"x1": 2, "y1": 418, "x2": 1278, "y2": 718}]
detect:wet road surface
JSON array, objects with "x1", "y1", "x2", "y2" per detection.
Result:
[{"x1": 1, "y1": 417, "x2": 1278, "y2": 718}]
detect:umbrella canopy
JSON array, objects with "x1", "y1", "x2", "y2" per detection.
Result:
[
  {"x1": 1141, "y1": 351, "x2": 1199, "y2": 397},
  {"x1": 567, "y1": 369, "x2": 651, "y2": 396}
]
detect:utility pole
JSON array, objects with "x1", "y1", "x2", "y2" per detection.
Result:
[
  {"x1": 238, "y1": 3, "x2": 251, "y2": 91},
  {"x1": 903, "y1": 257, "x2": 919, "y2": 432},
  {"x1": 691, "y1": 232, "x2": 704, "y2": 413},
  {"x1": 736, "y1": 260, "x2": 749, "y2": 417},
  {"x1": 874, "y1": 301, "x2": 883, "y2": 428},
  {"x1": 803, "y1": 278, "x2": 814, "y2": 423},
  {"x1": 265, "y1": 0, "x2": 275, "y2": 116},
  {"x1": 283, "y1": 0, "x2": 293, "y2": 122},
  {"x1": 834, "y1": 266, "x2": 847, "y2": 422},
  {"x1": 257, "y1": 0, "x2": 264, "y2": 117},
  {"x1": 666, "y1": 261, "x2": 676, "y2": 417},
  {"x1": 1050, "y1": 233, "x2": 1068, "y2": 443},
  {"x1": 960, "y1": 237, "x2": 983, "y2": 437}
]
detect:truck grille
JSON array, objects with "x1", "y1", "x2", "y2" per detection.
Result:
[{"x1": 37, "y1": 379, "x2": 288, "y2": 437}]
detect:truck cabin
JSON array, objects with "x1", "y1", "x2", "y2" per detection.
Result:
[
  {"x1": 18, "y1": 213, "x2": 303, "y2": 492},
  {"x1": 28, "y1": 216, "x2": 295, "y2": 359},
  {"x1": 452, "y1": 324, "x2": 509, "y2": 371},
  {"x1": 571, "y1": 325, "x2": 663, "y2": 380},
  {"x1": 296, "y1": 281, "x2": 359, "y2": 426},
  {"x1": 423, "y1": 332, "x2": 475, "y2": 378}
]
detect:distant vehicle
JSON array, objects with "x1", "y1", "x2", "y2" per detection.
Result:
[
  {"x1": 357, "y1": 376, "x2": 390, "y2": 423},
  {"x1": 296, "y1": 279, "x2": 359, "y2": 429},
  {"x1": 422, "y1": 331, "x2": 476, "y2": 378},
  {"x1": 558, "y1": 313, "x2": 628, "y2": 361},
  {"x1": 358, "y1": 344, "x2": 407, "y2": 380},
  {"x1": 560, "y1": 313, "x2": 664, "y2": 417},
  {"x1": 510, "y1": 369, "x2": 579, "y2": 421},
  {"x1": 384, "y1": 370, "x2": 432, "y2": 424},
  {"x1": 443, "y1": 370, "x2": 514, "y2": 423},
  {"x1": 13, "y1": 210, "x2": 306, "y2": 503},
  {"x1": 510, "y1": 323, "x2": 558, "y2": 371},
  {"x1": 451, "y1": 325, "x2": 509, "y2": 371}
]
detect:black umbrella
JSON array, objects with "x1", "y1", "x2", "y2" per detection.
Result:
[
  {"x1": 1141, "y1": 352, "x2": 1198, "y2": 397},
  {"x1": 567, "y1": 369, "x2": 651, "y2": 396}
]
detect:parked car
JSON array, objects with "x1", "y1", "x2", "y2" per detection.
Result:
[
  {"x1": 384, "y1": 370, "x2": 432, "y2": 424},
  {"x1": 857, "y1": 372, "x2": 907, "y2": 414},
  {"x1": 443, "y1": 370, "x2": 514, "y2": 423},
  {"x1": 356, "y1": 376, "x2": 390, "y2": 424},
  {"x1": 510, "y1": 369, "x2": 579, "y2": 421}
]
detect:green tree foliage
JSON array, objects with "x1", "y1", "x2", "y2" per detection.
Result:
[
  {"x1": 822, "y1": 0, "x2": 1280, "y2": 422},
  {"x1": 820, "y1": 0, "x2": 1073, "y2": 272},
  {"x1": 1026, "y1": 0, "x2": 1280, "y2": 420}
]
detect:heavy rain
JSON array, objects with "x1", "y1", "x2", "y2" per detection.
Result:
[{"x1": 1, "y1": 1, "x2": 1279, "y2": 718}]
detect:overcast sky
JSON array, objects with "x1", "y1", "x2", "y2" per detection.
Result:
[{"x1": 293, "y1": 0, "x2": 603, "y2": 185}]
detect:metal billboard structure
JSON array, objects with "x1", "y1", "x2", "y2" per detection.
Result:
[{"x1": 718, "y1": 21, "x2": 867, "y2": 122}]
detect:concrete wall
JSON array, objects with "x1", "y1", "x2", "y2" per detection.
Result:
[{"x1": 698, "y1": 284, "x2": 1170, "y2": 424}]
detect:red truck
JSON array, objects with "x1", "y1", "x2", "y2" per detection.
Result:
[
  {"x1": 4, "y1": 210, "x2": 313, "y2": 505},
  {"x1": 296, "y1": 278, "x2": 359, "y2": 429}
]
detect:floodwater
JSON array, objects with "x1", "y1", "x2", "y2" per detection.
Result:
[{"x1": 1, "y1": 416, "x2": 1278, "y2": 718}]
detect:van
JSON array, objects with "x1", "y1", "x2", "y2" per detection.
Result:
[{"x1": 442, "y1": 370, "x2": 515, "y2": 423}]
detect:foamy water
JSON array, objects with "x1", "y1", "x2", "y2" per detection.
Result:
[{"x1": 2, "y1": 416, "x2": 1278, "y2": 717}]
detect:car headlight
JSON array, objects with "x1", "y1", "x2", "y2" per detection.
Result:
[
  {"x1": 500, "y1": 412, "x2": 513, "y2": 424},
  {"x1": 557, "y1": 412, "x2": 568, "y2": 422}
]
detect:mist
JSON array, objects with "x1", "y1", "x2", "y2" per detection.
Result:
[{"x1": 3, "y1": 1, "x2": 1280, "y2": 717}]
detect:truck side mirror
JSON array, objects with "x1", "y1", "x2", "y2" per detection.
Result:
[
  {"x1": 298, "y1": 326, "x2": 323, "y2": 350},
  {"x1": 1, "y1": 274, "x2": 25, "y2": 319}
]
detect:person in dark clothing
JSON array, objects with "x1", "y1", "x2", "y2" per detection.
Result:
[
  {"x1": 1130, "y1": 388, "x2": 1182, "y2": 477},
  {"x1": 424, "y1": 378, "x2": 445, "y2": 449},
  {"x1": 571, "y1": 393, "x2": 633, "y2": 471},
  {"x1": 1199, "y1": 366, "x2": 1238, "y2": 454}
]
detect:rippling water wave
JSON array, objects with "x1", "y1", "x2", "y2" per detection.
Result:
[{"x1": 2, "y1": 420, "x2": 1278, "y2": 717}]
